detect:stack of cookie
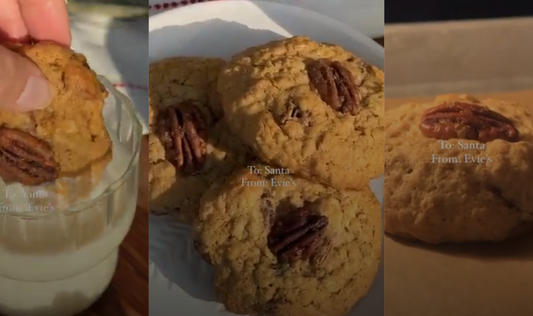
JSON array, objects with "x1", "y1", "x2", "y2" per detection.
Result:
[{"x1": 149, "y1": 36, "x2": 384, "y2": 316}]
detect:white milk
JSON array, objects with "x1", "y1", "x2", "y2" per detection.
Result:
[{"x1": 0, "y1": 139, "x2": 138, "y2": 316}]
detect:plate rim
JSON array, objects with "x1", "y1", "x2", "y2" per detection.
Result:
[{"x1": 148, "y1": 0, "x2": 384, "y2": 61}]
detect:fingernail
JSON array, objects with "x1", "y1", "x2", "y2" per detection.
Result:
[{"x1": 16, "y1": 76, "x2": 53, "y2": 111}]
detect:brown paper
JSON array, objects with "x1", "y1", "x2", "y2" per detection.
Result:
[
  {"x1": 385, "y1": 89, "x2": 533, "y2": 111},
  {"x1": 384, "y1": 18, "x2": 533, "y2": 316},
  {"x1": 385, "y1": 17, "x2": 533, "y2": 99}
]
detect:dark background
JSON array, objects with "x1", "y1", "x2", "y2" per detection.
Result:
[{"x1": 386, "y1": 0, "x2": 533, "y2": 23}]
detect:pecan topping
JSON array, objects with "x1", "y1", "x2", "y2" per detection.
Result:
[
  {"x1": 260, "y1": 192, "x2": 276, "y2": 228},
  {"x1": 420, "y1": 102, "x2": 520, "y2": 143},
  {"x1": 279, "y1": 100, "x2": 311, "y2": 127},
  {"x1": 267, "y1": 206, "x2": 329, "y2": 264},
  {"x1": 0, "y1": 128, "x2": 58, "y2": 185},
  {"x1": 157, "y1": 101, "x2": 208, "y2": 174},
  {"x1": 307, "y1": 59, "x2": 361, "y2": 115}
]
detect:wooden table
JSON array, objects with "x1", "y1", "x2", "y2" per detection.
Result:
[{"x1": 85, "y1": 36, "x2": 383, "y2": 315}]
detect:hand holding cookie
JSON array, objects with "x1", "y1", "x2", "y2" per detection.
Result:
[{"x1": 0, "y1": 0, "x2": 70, "y2": 112}]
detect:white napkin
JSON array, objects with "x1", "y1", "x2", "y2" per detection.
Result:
[
  {"x1": 148, "y1": 0, "x2": 384, "y2": 38},
  {"x1": 70, "y1": 12, "x2": 149, "y2": 134}
]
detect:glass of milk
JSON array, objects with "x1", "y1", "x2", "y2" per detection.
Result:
[{"x1": 0, "y1": 77, "x2": 143, "y2": 316}]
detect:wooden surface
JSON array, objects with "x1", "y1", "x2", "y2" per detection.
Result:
[
  {"x1": 84, "y1": 36, "x2": 383, "y2": 315},
  {"x1": 83, "y1": 135, "x2": 149, "y2": 316}
]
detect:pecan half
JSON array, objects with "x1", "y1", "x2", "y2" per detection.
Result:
[
  {"x1": 0, "y1": 128, "x2": 58, "y2": 185},
  {"x1": 157, "y1": 101, "x2": 208, "y2": 174},
  {"x1": 267, "y1": 206, "x2": 329, "y2": 264},
  {"x1": 420, "y1": 102, "x2": 520, "y2": 143},
  {"x1": 307, "y1": 59, "x2": 361, "y2": 115}
]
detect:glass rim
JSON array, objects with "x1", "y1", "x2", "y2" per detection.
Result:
[{"x1": 1, "y1": 75, "x2": 143, "y2": 219}]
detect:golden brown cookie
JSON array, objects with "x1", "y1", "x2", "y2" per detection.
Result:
[
  {"x1": 148, "y1": 57, "x2": 249, "y2": 224},
  {"x1": 385, "y1": 94, "x2": 533, "y2": 243},
  {"x1": 217, "y1": 36, "x2": 384, "y2": 190},
  {"x1": 194, "y1": 166, "x2": 382, "y2": 316},
  {"x1": 148, "y1": 94, "x2": 157, "y2": 128},
  {"x1": 0, "y1": 42, "x2": 111, "y2": 186}
]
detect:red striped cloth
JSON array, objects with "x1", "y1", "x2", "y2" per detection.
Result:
[
  {"x1": 149, "y1": 0, "x2": 224, "y2": 11},
  {"x1": 113, "y1": 83, "x2": 148, "y2": 91}
]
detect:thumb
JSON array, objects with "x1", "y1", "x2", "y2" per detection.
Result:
[{"x1": 0, "y1": 45, "x2": 52, "y2": 112}]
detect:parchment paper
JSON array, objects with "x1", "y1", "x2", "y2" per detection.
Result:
[{"x1": 384, "y1": 18, "x2": 533, "y2": 316}]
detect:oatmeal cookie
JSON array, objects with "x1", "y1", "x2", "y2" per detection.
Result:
[
  {"x1": 149, "y1": 56, "x2": 225, "y2": 123},
  {"x1": 0, "y1": 42, "x2": 111, "y2": 186},
  {"x1": 148, "y1": 94, "x2": 157, "y2": 128},
  {"x1": 194, "y1": 166, "x2": 382, "y2": 316},
  {"x1": 217, "y1": 36, "x2": 384, "y2": 190},
  {"x1": 149, "y1": 57, "x2": 249, "y2": 223},
  {"x1": 385, "y1": 94, "x2": 533, "y2": 243}
]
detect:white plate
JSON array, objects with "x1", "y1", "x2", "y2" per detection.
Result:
[
  {"x1": 148, "y1": 0, "x2": 384, "y2": 38},
  {"x1": 149, "y1": 1, "x2": 384, "y2": 315}
]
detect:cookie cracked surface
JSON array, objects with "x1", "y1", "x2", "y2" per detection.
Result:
[
  {"x1": 217, "y1": 36, "x2": 384, "y2": 190},
  {"x1": 0, "y1": 42, "x2": 111, "y2": 185},
  {"x1": 148, "y1": 57, "x2": 249, "y2": 223},
  {"x1": 194, "y1": 166, "x2": 382, "y2": 316},
  {"x1": 385, "y1": 94, "x2": 533, "y2": 243}
]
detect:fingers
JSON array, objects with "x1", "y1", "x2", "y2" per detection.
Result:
[
  {"x1": 0, "y1": 0, "x2": 66, "y2": 112},
  {"x1": 0, "y1": 46, "x2": 52, "y2": 111},
  {"x1": 0, "y1": 0, "x2": 28, "y2": 41},
  {"x1": 0, "y1": 0, "x2": 71, "y2": 45},
  {"x1": 18, "y1": 0, "x2": 71, "y2": 45}
]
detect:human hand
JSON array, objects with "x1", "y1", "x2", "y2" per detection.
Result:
[{"x1": 0, "y1": 0, "x2": 70, "y2": 111}]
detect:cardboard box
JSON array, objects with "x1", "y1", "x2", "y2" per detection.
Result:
[{"x1": 384, "y1": 18, "x2": 533, "y2": 316}]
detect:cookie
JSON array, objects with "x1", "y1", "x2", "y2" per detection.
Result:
[
  {"x1": 149, "y1": 56, "x2": 225, "y2": 122},
  {"x1": 0, "y1": 42, "x2": 111, "y2": 186},
  {"x1": 194, "y1": 166, "x2": 382, "y2": 316},
  {"x1": 148, "y1": 57, "x2": 249, "y2": 223},
  {"x1": 148, "y1": 94, "x2": 157, "y2": 128},
  {"x1": 384, "y1": 94, "x2": 533, "y2": 244},
  {"x1": 217, "y1": 36, "x2": 384, "y2": 190}
]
